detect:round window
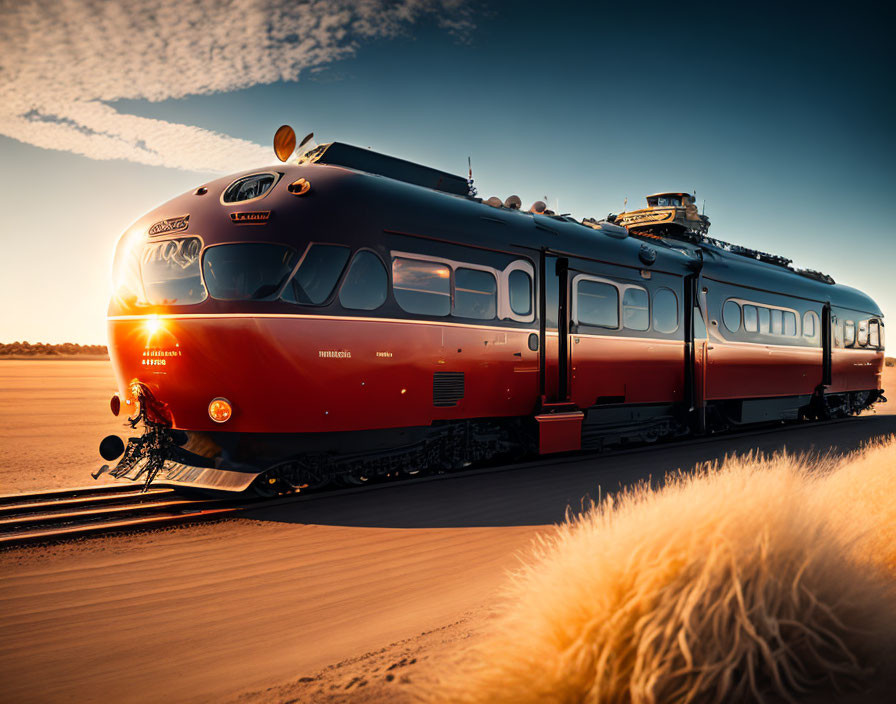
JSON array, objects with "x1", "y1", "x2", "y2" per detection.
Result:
[
  {"x1": 723, "y1": 300, "x2": 741, "y2": 332},
  {"x1": 222, "y1": 173, "x2": 278, "y2": 203}
]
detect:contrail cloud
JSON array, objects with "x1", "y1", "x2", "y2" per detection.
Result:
[{"x1": 0, "y1": 0, "x2": 474, "y2": 173}]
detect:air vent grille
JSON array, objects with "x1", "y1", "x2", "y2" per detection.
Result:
[{"x1": 433, "y1": 372, "x2": 464, "y2": 407}]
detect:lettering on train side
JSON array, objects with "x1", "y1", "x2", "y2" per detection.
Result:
[
  {"x1": 376, "y1": 351, "x2": 393, "y2": 358},
  {"x1": 230, "y1": 210, "x2": 271, "y2": 224},
  {"x1": 318, "y1": 350, "x2": 351, "y2": 358},
  {"x1": 148, "y1": 214, "x2": 189, "y2": 236}
]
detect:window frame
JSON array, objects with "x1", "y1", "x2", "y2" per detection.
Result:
[
  {"x1": 844, "y1": 320, "x2": 856, "y2": 347},
  {"x1": 783, "y1": 310, "x2": 797, "y2": 337},
  {"x1": 390, "y1": 250, "x2": 535, "y2": 323},
  {"x1": 722, "y1": 300, "x2": 741, "y2": 333},
  {"x1": 219, "y1": 172, "x2": 282, "y2": 206},
  {"x1": 802, "y1": 311, "x2": 818, "y2": 339},
  {"x1": 201, "y1": 240, "x2": 299, "y2": 302},
  {"x1": 652, "y1": 287, "x2": 679, "y2": 334},
  {"x1": 571, "y1": 274, "x2": 648, "y2": 332},
  {"x1": 453, "y1": 266, "x2": 499, "y2": 320},
  {"x1": 621, "y1": 286, "x2": 650, "y2": 332},
  {"x1": 857, "y1": 319, "x2": 869, "y2": 347},
  {"x1": 722, "y1": 298, "x2": 810, "y2": 342},
  {"x1": 869, "y1": 320, "x2": 881, "y2": 349},
  {"x1": 279, "y1": 242, "x2": 352, "y2": 306},
  {"x1": 573, "y1": 277, "x2": 621, "y2": 330},
  {"x1": 391, "y1": 256, "x2": 452, "y2": 317},
  {"x1": 138, "y1": 234, "x2": 207, "y2": 306},
  {"x1": 338, "y1": 248, "x2": 388, "y2": 311}
]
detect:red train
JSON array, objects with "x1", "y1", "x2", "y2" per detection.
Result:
[{"x1": 97, "y1": 131, "x2": 886, "y2": 494}]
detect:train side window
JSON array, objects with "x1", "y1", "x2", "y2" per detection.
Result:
[
  {"x1": 723, "y1": 300, "x2": 741, "y2": 332},
  {"x1": 204, "y1": 243, "x2": 299, "y2": 301},
  {"x1": 454, "y1": 268, "x2": 497, "y2": 320},
  {"x1": 832, "y1": 318, "x2": 843, "y2": 347},
  {"x1": 758, "y1": 306, "x2": 770, "y2": 334},
  {"x1": 869, "y1": 320, "x2": 881, "y2": 348},
  {"x1": 281, "y1": 244, "x2": 350, "y2": 305},
  {"x1": 339, "y1": 251, "x2": 387, "y2": 310},
  {"x1": 577, "y1": 280, "x2": 619, "y2": 328},
  {"x1": 743, "y1": 305, "x2": 758, "y2": 333},
  {"x1": 622, "y1": 287, "x2": 649, "y2": 331},
  {"x1": 392, "y1": 257, "x2": 451, "y2": 316},
  {"x1": 770, "y1": 309, "x2": 783, "y2": 335},
  {"x1": 844, "y1": 320, "x2": 855, "y2": 346},
  {"x1": 783, "y1": 311, "x2": 797, "y2": 337},
  {"x1": 141, "y1": 237, "x2": 207, "y2": 305},
  {"x1": 803, "y1": 311, "x2": 817, "y2": 338},
  {"x1": 508, "y1": 269, "x2": 532, "y2": 316},
  {"x1": 857, "y1": 320, "x2": 869, "y2": 347},
  {"x1": 652, "y1": 288, "x2": 678, "y2": 333}
]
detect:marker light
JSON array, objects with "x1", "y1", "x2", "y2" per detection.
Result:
[
  {"x1": 208, "y1": 397, "x2": 233, "y2": 423},
  {"x1": 110, "y1": 393, "x2": 121, "y2": 416},
  {"x1": 287, "y1": 178, "x2": 311, "y2": 195}
]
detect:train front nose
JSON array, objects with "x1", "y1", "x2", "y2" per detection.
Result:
[{"x1": 107, "y1": 314, "x2": 313, "y2": 434}]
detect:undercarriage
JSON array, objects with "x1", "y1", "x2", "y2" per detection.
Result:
[{"x1": 96, "y1": 388, "x2": 885, "y2": 496}]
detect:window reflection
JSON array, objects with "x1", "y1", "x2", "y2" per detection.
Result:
[
  {"x1": 339, "y1": 251, "x2": 387, "y2": 310},
  {"x1": 577, "y1": 280, "x2": 618, "y2": 328},
  {"x1": 203, "y1": 243, "x2": 297, "y2": 300},
  {"x1": 140, "y1": 237, "x2": 206, "y2": 305},
  {"x1": 454, "y1": 268, "x2": 496, "y2": 320},
  {"x1": 392, "y1": 258, "x2": 450, "y2": 316},
  {"x1": 622, "y1": 287, "x2": 649, "y2": 331}
]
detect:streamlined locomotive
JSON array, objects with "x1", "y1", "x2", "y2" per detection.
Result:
[{"x1": 97, "y1": 129, "x2": 886, "y2": 494}]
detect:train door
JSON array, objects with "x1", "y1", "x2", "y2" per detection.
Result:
[
  {"x1": 537, "y1": 252, "x2": 566, "y2": 402},
  {"x1": 821, "y1": 303, "x2": 832, "y2": 389},
  {"x1": 535, "y1": 251, "x2": 583, "y2": 453},
  {"x1": 688, "y1": 277, "x2": 708, "y2": 432}
]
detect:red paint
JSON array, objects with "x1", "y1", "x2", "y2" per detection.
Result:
[{"x1": 535, "y1": 412, "x2": 584, "y2": 454}]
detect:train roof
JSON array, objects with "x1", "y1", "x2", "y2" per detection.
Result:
[
  {"x1": 298, "y1": 141, "x2": 470, "y2": 197},
  {"x1": 136, "y1": 154, "x2": 882, "y2": 319}
]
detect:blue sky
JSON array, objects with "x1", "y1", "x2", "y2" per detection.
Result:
[{"x1": 1, "y1": 0, "x2": 893, "y2": 343}]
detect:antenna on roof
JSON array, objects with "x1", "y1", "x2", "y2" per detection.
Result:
[
  {"x1": 467, "y1": 156, "x2": 477, "y2": 197},
  {"x1": 702, "y1": 199, "x2": 706, "y2": 215}
]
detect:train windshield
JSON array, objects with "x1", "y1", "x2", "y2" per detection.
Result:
[
  {"x1": 202, "y1": 243, "x2": 298, "y2": 300},
  {"x1": 140, "y1": 237, "x2": 207, "y2": 305}
]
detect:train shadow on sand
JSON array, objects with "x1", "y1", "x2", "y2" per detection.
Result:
[{"x1": 242, "y1": 414, "x2": 896, "y2": 530}]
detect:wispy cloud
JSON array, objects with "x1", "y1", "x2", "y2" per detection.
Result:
[{"x1": 0, "y1": 0, "x2": 475, "y2": 173}]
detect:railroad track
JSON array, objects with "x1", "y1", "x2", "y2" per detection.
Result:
[
  {"x1": 0, "y1": 414, "x2": 873, "y2": 549},
  {"x1": 0, "y1": 484, "x2": 256, "y2": 548}
]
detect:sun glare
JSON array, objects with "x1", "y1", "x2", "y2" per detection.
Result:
[{"x1": 144, "y1": 315, "x2": 163, "y2": 341}]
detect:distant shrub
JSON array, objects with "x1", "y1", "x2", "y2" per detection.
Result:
[
  {"x1": 0, "y1": 341, "x2": 107, "y2": 356},
  {"x1": 437, "y1": 442, "x2": 896, "y2": 703},
  {"x1": 886, "y1": 357, "x2": 895, "y2": 367}
]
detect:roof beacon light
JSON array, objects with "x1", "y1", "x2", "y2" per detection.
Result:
[
  {"x1": 208, "y1": 397, "x2": 233, "y2": 423},
  {"x1": 273, "y1": 125, "x2": 296, "y2": 162}
]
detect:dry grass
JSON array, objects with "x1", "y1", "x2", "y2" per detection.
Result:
[{"x1": 434, "y1": 439, "x2": 896, "y2": 703}]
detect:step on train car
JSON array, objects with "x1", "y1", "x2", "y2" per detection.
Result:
[{"x1": 96, "y1": 127, "x2": 886, "y2": 494}]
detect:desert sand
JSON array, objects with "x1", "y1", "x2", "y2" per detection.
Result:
[
  {"x1": 0, "y1": 362, "x2": 894, "y2": 703},
  {"x1": 0, "y1": 360, "x2": 126, "y2": 493}
]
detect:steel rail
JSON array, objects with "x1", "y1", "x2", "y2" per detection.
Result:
[{"x1": 0, "y1": 484, "x2": 255, "y2": 548}]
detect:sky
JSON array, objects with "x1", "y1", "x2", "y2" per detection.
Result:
[{"x1": 1, "y1": 0, "x2": 894, "y2": 344}]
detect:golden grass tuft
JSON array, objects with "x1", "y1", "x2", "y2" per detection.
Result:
[{"x1": 434, "y1": 440, "x2": 896, "y2": 703}]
